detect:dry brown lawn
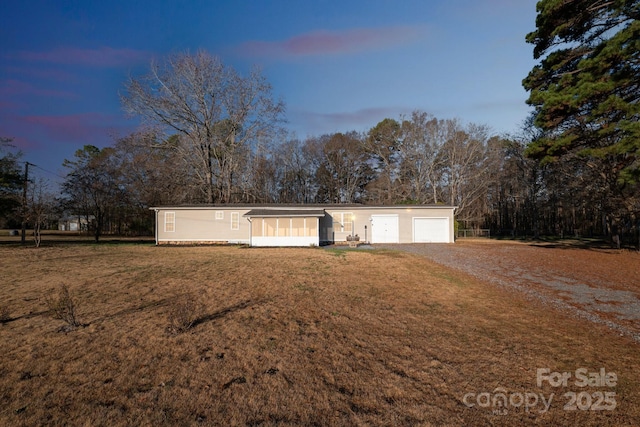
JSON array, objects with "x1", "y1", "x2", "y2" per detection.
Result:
[{"x1": 0, "y1": 243, "x2": 638, "y2": 426}]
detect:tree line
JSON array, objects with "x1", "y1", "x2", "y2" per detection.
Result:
[
  {"x1": 1, "y1": 0, "x2": 638, "y2": 246},
  {"x1": 1, "y1": 108, "x2": 637, "y2": 246}
]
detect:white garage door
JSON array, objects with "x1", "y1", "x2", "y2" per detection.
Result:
[
  {"x1": 371, "y1": 215, "x2": 399, "y2": 243},
  {"x1": 413, "y1": 218, "x2": 450, "y2": 243}
]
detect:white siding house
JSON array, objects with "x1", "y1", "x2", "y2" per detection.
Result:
[{"x1": 151, "y1": 204, "x2": 457, "y2": 246}]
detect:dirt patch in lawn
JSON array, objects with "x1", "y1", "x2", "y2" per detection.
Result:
[{"x1": 0, "y1": 244, "x2": 638, "y2": 426}]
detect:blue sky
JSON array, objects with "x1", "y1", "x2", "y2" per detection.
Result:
[{"x1": 0, "y1": 0, "x2": 538, "y2": 182}]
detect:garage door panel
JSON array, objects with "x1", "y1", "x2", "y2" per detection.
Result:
[{"x1": 414, "y1": 218, "x2": 449, "y2": 243}]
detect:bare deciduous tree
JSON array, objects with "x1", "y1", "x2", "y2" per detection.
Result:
[
  {"x1": 439, "y1": 120, "x2": 492, "y2": 225},
  {"x1": 62, "y1": 145, "x2": 123, "y2": 242},
  {"x1": 275, "y1": 139, "x2": 317, "y2": 204},
  {"x1": 121, "y1": 51, "x2": 285, "y2": 203},
  {"x1": 364, "y1": 118, "x2": 402, "y2": 204},
  {"x1": 313, "y1": 132, "x2": 372, "y2": 203},
  {"x1": 399, "y1": 111, "x2": 445, "y2": 204},
  {"x1": 27, "y1": 177, "x2": 55, "y2": 247}
]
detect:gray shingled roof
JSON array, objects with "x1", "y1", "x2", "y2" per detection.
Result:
[{"x1": 243, "y1": 209, "x2": 326, "y2": 217}]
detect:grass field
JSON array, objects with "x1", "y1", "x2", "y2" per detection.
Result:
[{"x1": 1, "y1": 243, "x2": 638, "y2": 426}]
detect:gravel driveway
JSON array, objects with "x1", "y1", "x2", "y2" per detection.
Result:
[{"x1": 378, "y1": 241, "x2": 640, "y2": 343}]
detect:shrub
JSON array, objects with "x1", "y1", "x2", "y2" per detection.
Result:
[
  {"x1": 45, "y1": 284, "x2": 81, "y2": 330},
  {"x1": 167, "y1": 292, "x2": 204, "y2": 334}
]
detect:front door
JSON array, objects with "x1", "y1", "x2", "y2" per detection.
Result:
[{"x1": 371, "y1": 215, "x2": 399, "y2": 243}]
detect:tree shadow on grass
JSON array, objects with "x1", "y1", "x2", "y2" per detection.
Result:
[
  {"x1": 1, "y1": 309, "x2": 50, "y2": 325},
  {"x1": 192, "y1": 299, "x2": 256, "y2": 328},
  {"x1": 2, "y1": 297, "x2": 261, "y2": 333},
  {"x1": 97, "y1": 297, "x2": 257, "y2": 325},
  {"x1": 102, "y1": 297, "x2": 174, "y2": 321},
  {"x1": 526, "y1": 237, "x2": 635, "y2": 252},
  {"x1": 0, "y1": 237, "x2": 155, "y2": 247}
]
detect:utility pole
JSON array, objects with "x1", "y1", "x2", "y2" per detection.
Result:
[{"x1": 21, "y1": 162, "x2": 30, "y2": 244}]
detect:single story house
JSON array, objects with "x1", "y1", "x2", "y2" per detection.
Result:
[{"x1": 150, "y1": 204, "x2": 457, "y2": 246}]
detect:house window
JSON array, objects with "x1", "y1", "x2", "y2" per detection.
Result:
[
  {"x1": 291, "y1": 217, "x2": 305, "y2": 236},
  {"x1": 165, "y1": 212, "x2": 175, "y2": 232},
  {"x1": 231, "y1": 212, "x2": 240, "y2": 230},
  {"x1": 278, "y1": 218, "x2": 290, "y2": 237},
  {"x1": 307, "y1": 217, "x2": 318, "y2": 236},
  {"x1": 334, "y1": 212, "x2": 353, "y2": 233},
  {"x1": 343, "y1": 213, "x2": 353, "y2": 233},
  {"x1": 215, "y1": 211, "x2": 224, "y2": 220},
  {"x1": 264, "y1": 218, "x2": 277, "y2": 236}
]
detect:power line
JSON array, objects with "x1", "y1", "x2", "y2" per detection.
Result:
[{"x1": 27, "y1": 162, "x2": 67, "y2": 180}]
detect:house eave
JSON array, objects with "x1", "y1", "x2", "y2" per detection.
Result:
[
  {"x1": 149, "y1": 204, "x2": 458, "y2": 210},
  {"x1": 244, "y1": 209, "x2": 326, "y2": 218}
]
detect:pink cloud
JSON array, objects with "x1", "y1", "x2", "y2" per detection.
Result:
[
  {"x1": 2, "y1": 65, "x2": 74, "y2": 82},
  {"x1": 239, "y1": 26, "x2": 426, "y2": 58},
  {"x1": 0, "y1": 115, "x2": 42, "y2": 150},
  {"x1": 14, "y1": 46, "x2": 151, "y2": 67},
  {"x1": 2, "y1": 135, "x2": 39, "y2": 151},
  {"x1": 0, "y1": 79, "x2": 75, "y2": 98},
  {"x1": 21, "y1": 112, "x2": 134, "y2": 143}
]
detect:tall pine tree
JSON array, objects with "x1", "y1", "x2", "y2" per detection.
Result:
[
  {"x1": 523, "y1": 0, "x2": 640, "y2": 243},
  {"x1": 524, "y1": 0, "x2": 639, "y2": 176}
]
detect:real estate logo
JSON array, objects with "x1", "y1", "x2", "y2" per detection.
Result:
[{"x1": 462, "y1": 367, "x2": 617, "y2": 415}]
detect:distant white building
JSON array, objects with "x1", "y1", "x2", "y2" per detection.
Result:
[{"x1": 58, "y1": 215, "x2": 92, "y2": 232}]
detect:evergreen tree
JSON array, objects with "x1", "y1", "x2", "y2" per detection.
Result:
[
  {"x1": 523, "y1": 0, "x2": 640, "y2": 181},
  {"x1": 523, "y1": 0, "x2": 640, "y2": 244},
  {"x1": 0, "y1": 138, "x2": 23, "y2": 227}
]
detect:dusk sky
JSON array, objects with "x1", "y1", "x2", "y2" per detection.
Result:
[{"x1": 1, "y1": 0, "x2": 538, "y2": 183}]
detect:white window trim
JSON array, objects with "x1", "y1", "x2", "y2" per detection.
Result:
[
  {"x1": 335, "y1": 212, "x2": 353, "y2": 232},
  {"x1": 231, "y1": 212, "x2": 240, "y2": 230},
  {"x1": 164, "y1": 212, "x2": 175, "y2": 233},
  {"x1": 215, "y1": 211, "x2": 224, "y2": 220}
]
